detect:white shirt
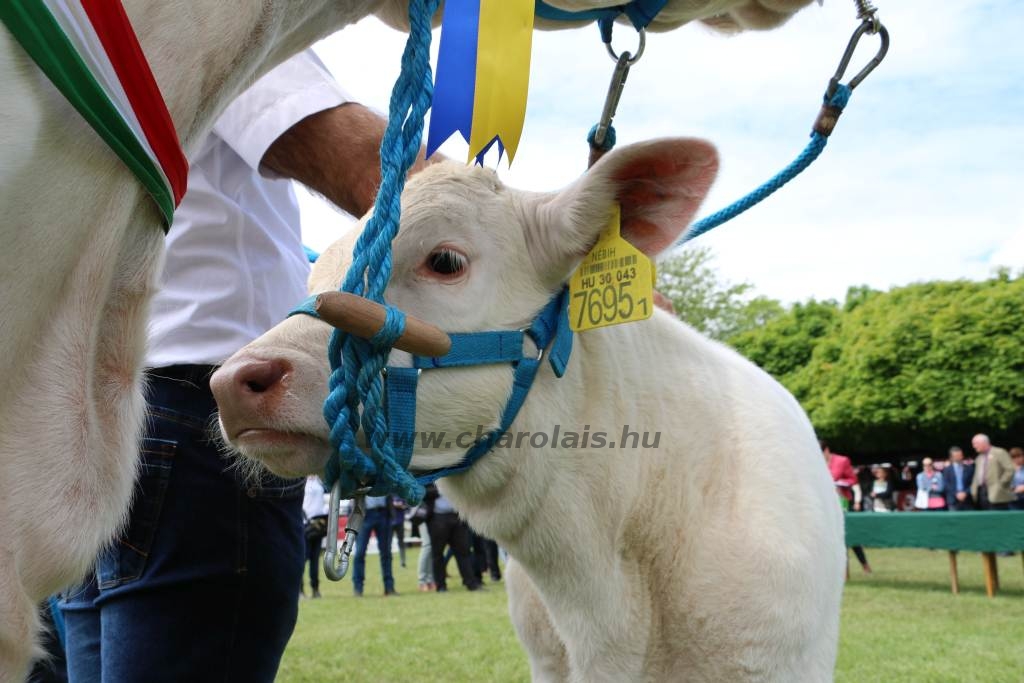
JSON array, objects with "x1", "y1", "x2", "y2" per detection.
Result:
[
  {"x1": 433, "y1": 495, "x2": 455, "y2": 514},
  {"x1": 146, "y1": 52, "x2": 351, "y2": 367},
  {"x1": 302, "y1": 477, "x2": 329, "y2": 519},
  {"x1": 365, "y1": 495, "x2": 389, "y2": 510}
]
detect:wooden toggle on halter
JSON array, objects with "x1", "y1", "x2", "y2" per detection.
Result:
[{"x1": 313, "y1": 291, "x2": 452, "y2": 358}]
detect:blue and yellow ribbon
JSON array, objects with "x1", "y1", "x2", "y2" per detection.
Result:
[
  {"x1": 427, "y1": 0, "x2": 671, "y2": 164},
  {"x1": 428, "y1": 0, "x2": 534, "y2": 163}
]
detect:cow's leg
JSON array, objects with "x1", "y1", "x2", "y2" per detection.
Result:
[
  {"x1": 0, "y1": 214, "x2": 162, "y2": 678},
  {"x1": 506, "y1": 558, "x2": 570, "y2": 683},
  {"x1": 0, "y1": 563, "x2": 38, "y2": 683}
]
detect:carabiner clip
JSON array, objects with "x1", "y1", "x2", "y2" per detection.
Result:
[
  {"x1": 826, "y1": 19, "x2": 890, "y2": 99},
  {"x1": 589, "y1": 26, "x2": 645, "y2": 160},
  {"x1": 323, "y1": 483, "x2": 368, "y2": 581},
  {"x1": 592, "y1": 52, "x2": 632, "y2": 149}
]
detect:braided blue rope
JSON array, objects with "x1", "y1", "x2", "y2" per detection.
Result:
[
  {"x1": 322, "y1": 0, "x2": 440, "y2": 504},
  {"x1": 678, "y1": 84, "x2": 852, "y2": 245}
]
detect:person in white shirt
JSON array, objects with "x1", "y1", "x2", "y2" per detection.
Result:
[{"x1": 60, "y1": 51, "x2": 423, "y2": 682}]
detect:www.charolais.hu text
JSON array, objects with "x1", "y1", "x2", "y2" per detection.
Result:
[{"x1": 390, "y1": 425, "x2": 661, "y2": 450}]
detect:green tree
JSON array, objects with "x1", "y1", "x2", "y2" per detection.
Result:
[
  {"x1": 656, "y1": 246, "x2": 784, "y2": 341},
  {"x1": 730, "y1": 275, "x2": 1024, "y2": 457},
  {"x1": 729, "y1": 298, "x2": 840, "y2": 389}
]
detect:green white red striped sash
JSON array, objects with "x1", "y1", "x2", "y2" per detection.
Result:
[{"x1": 1, "y1": 0, "x2": 188, "y2": 228}]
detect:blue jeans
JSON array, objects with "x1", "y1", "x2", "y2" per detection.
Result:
[
  {"x1": 351, "y1": 507, "x2": 394, "y2": 593},
  {"x1": 60, "y1": 366, "x2": 304, "y2": 683}
]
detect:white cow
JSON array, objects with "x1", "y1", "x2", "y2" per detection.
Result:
[
  {"x1": 0, "y1": 0, "x2": 815, "y2": 677},
  {"x1": 212, "y1": 138, "x2": 845, "y2": 681}
]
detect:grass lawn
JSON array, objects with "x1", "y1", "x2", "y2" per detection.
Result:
[{"x1": 281, "y1": 548, "x2": 1024, "y2": 682}]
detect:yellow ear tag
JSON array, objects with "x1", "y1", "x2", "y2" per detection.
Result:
[{"x1": 568, "y1": 204, "x2": 656, "y2": 332}]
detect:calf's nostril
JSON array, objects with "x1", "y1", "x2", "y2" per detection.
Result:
[{"x1": 237, "y1": 359, "x2": 290, "y2": 394}]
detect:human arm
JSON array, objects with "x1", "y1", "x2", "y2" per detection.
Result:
[
  {"x1": 213, "y1": 50, "x2": 435, "y2": 220},
  {"x1": 833, "y1": 458, "x2": 858, "y2": 488},
  {"x1": 994, "y1": 449, "x2": 1015, "y2": 490},
  {"x1": 262, "y1": 102, "x2": 433, "y2": 217},
  {"x1": 943, "y1": 470, "x2": 961, "y2": 505}
]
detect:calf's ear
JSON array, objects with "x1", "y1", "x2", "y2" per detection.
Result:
[{"x1": 528, "y1": 138, "x2": 718, "y2": 281}]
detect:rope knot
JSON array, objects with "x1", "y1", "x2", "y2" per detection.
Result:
[{"x1": 371, "y1": 305, "x2": 407, "y2": 351}]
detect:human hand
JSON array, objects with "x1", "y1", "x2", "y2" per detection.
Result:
[{"x1": 956, "y1": 492, "x2": 967, "y2": 502}]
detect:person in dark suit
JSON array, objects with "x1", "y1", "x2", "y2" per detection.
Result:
[
  {"x1": 943, "y1": 446, "x2": 975, "y2": 511},
  {"x1": 423, "y1": 484, "x2": 481, "y2": 592}
]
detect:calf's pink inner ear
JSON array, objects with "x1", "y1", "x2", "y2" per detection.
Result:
[{"x1": 611, "y1": 140, "x2": 719, "y2": 257}]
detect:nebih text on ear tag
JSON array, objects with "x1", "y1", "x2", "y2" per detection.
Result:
[{"x1": 568, "y1": 204, "x2": 656, "y2": 332}]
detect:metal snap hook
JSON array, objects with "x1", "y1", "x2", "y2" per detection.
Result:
[
  {"x1": 826, "y1": 20, "x2": 890, "y2": 99},
  {"x1": 323, "y1": 483, "x2": 370, "y2": 581},
  {"x1": 591, "y1": 52, "x2": 632, "y2": 150}
]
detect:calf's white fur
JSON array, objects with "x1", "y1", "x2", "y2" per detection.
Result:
[{"x1": 213, "y1": 138, "x2": 845, "y2": 681}]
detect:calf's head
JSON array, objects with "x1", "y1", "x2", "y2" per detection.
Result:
[{"x1": 211, "y1": 138, "x2": 717, "y2": 478}]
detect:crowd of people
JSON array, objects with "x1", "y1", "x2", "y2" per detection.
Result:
[
  {"x1": 825, "y1": 434, "x2": 1024, "y2": 515},
  {"x1": 823, "y1": 434, "x2": 1024, "y2": 574},
  {"x1": 867, "y1": 435, "x2": 1022, "y2": 513},
  {"x1": 823, "y1": 436, "x2": 1024, "y2": 516}
]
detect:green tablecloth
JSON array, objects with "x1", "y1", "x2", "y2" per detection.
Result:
[{"x1": 845, "y1": 511, "x2": 1024, "y2": 552}]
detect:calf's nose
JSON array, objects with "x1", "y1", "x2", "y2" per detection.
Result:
[{"x1": 211, "y1": 356, "x2": 292, "y2": 425}]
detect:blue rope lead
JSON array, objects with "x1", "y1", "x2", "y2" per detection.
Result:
[
  {"x1": 678, "y1": 83, "x2": 852, "y2": 245},
  {"x1": 322, "y1": 0, "x2": 440, "y2": 504}
]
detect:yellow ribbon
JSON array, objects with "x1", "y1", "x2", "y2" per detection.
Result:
[{"x1": 468, "y1": 0, "x2": 534, "y2": 162}]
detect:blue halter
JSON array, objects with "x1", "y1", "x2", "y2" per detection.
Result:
[
  {"x1": 534, "y1": 0, "x2": 669, "y2": 41},
  {"x1": 289, "y1": 287, "x2": 573, "y2": 490}
]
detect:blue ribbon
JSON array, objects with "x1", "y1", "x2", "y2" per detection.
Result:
[{"x1": 426, "y1": 0, "x2": 479, "y2": 157}]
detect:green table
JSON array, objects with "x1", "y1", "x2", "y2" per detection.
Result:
[{"x1": 845, "y1": 511, "x2": 1024, "y2": 596}]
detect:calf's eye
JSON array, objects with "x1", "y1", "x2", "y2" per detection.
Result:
[{"x1": 426, "y1": 248, "x2": 467, "y2": 276}]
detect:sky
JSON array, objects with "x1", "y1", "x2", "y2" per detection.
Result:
[{"x1": 297, "y1": 0, "x2": 1023, "y2": 305}]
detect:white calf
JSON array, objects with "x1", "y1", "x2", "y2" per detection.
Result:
[
  {"x1": 212, "y1": 137, "x2": 845, "y2": 681},
  {"x1": 0, "y1": 1, "x2": 815, "y2": 676}
]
